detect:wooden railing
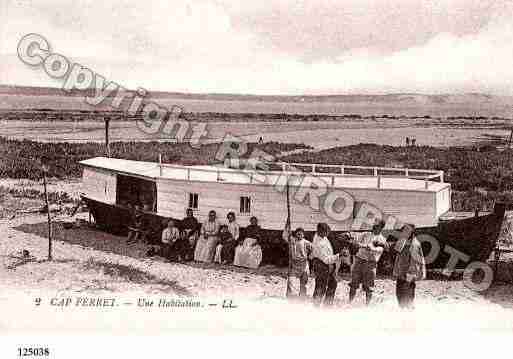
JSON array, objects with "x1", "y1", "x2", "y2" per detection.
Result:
[
  {"x1": 281, "y1": 162, "x2": 444, "y2": 182},
  {"x1": 157, "y1": 161, "x2": 445, "y2": 190}
]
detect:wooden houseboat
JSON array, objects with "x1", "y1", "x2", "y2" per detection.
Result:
[{"x1": 79, "y1": 156, "x2": 505, "y2": 269}]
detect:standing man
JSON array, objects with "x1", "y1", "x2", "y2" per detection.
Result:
[
  {"x1": 311, "y1": 223, "x2": 342, "y2": 307},
  {"x1": 180, "y1": 208, "x2": 199, "y2": 261},
  {"x1": 349, "y1": 219, "x2": 387, "y2": 305},
  {"x1": 393, "y1": 224, "x2": 426, "y2": 309}
]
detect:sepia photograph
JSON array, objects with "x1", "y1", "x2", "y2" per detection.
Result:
[{"x1": 1, "y1": 0, "x2": 513, "y2": 352}]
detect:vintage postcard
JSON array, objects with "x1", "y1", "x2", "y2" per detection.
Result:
[{"x1": 1, "y1": 0, "x2": 513, "y2": 353}]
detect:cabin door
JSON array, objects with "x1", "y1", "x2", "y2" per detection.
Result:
[{"x1": 115, "y1": 174, "x2": 157, "y2": 211}]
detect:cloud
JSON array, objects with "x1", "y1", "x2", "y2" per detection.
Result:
[{"x1": 1, "y1": 0, "x2": 513, "y2": 95}]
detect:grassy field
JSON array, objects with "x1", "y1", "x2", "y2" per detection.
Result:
[
  {"x1": 2, "y1": 137, "x2": 513, "y2": 212},
  {"x1": 0, "y1": 137, "x2": 310, "y2": 179},
  {"x1": 282, "y1": 144, "x2": 513, "y2": 212}
]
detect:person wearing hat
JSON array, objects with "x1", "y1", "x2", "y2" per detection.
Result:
[
  {"x1": 349, "y1": 219, "x2": 388, "y2": 305},
  {"x1": 393, "y1": 224, "x2": 426, "y2": 309}
]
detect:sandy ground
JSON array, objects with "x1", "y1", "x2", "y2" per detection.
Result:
[
  {"x1": 0, "y1": 178, "x2": 82, "y2": 198},
  {"x1": 1, "y1": 213, "x2": 513, "y2": 333}
]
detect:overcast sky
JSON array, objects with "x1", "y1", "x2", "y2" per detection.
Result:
[{"x1": 1, "y1": 0, "x2": 513, "y2": 95}]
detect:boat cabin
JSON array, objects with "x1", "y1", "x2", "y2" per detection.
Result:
[{"x1": 80, "y1": 157, "x2": 451, "y2": 231}]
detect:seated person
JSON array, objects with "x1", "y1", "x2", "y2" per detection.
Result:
[
  {"x1": 234, "y1": 216, "x2": 263, "y2": 269},
  {"x1": 180, "y1": 208, "x2": 199, "y2": 261},
  {"x1": 226, "y1": 212, "x2": 240, "y2": 243},
  {"x1": 161, "y1": 219, "x2": 181, "y2": 261},
  {"x1": 214, "y1": 225, "x2": 236, "y2": 264},
  {"x1": 195, "y1": 210, "x2": 220, "y2": 263},
  {"x1": 267, "y1": 233, "x2": 289, "y2": 267}
]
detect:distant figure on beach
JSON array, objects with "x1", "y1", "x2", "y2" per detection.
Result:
[
  {"x1": 393, "y1": 224, "x2": 426, "y2": 309},
  {"x1": 406, "y1": 137, "x2": 410, "y2": 146},
  {"x1": 258, "y1": 136, "x2": 264, "y2": 144},
  {"x1": 411, "y1": 137, "x2": 417, "y2": 146}
]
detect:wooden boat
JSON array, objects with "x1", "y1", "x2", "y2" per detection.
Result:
[{"x1": 79, "y1": 156, "x2": 505, "y2": 269}]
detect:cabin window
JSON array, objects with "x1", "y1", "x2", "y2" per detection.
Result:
[
  {"x1": 188, "y1": 193, "x2": 199, "y2": 209},
  {"x1": 240, "y1": 196, "x2": 251, "y2": 214},
  {"x1": 116, "y1": 174, "x2": 157, "y2": 212}
]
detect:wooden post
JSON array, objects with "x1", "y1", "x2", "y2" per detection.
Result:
[
  {"x1": 286, "y1": 181, "x2": 291, "y2": 224},
  {"x1": 494, "y1": 246, "x2": 501, "y2": 282},
  {"x1": 105, "y1": 118, "x2": 111, "y2": 157},
  {"x1": 42, "y1": 168, "x2": 52, "y2": 261},
  {"x1": 283, "y1": 180, "x2": 292, "y2": 296},
  {"x1": 158, "y1": 153, "x2": 163, "y2": 176}
]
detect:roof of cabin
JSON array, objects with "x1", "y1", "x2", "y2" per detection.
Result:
[{"x1": 80, "y1": 157, "x2": 450, "y2": 193}]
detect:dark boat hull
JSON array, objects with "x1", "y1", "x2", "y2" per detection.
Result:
[
  {"x1": 415, "y1": 202, "x2": 506, "y2": 269},
  {"x1": 81, "y1": 196, "x2": 506, "y2": 270}
]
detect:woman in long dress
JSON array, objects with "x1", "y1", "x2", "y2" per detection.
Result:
[
  {"x1": 216, "y1": 212, "x2": 240, "y2": 264},
  {"x1": 234, "y1": 216, "x2": 263, "y2": 269},
  {"x1": 194, "y1": 210, "x2": 220, "y2": 262}
]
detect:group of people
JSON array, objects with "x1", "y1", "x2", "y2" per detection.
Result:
[
  {"x1": 193, "y1": 210, "x2": 264, "y2": 268},
  {"x1": 147, "y1": 209, "x2": 264, "y2": 269},
  {"x1": 405, "y1": 137, "x2": 417, "y2": 146},
  {"x1": 284, "y1": 220, "x2": 426, "y2": 309},
  {"x1": 127, "y1": 205, "x2": 426, "y2": 309}
]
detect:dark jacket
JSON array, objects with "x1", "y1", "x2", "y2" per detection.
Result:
[{"x1": 393, "y1": 237, "x2": 426, "y2": 281}]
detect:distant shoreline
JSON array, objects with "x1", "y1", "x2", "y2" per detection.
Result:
[
  {"x1": 0, "y1": 84, "x2": 505, "y2": 102},
  {"x1": 1, "y1": 108, "x2": 512, "y2": 123}
]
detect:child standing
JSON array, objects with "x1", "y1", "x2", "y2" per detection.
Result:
[{"x1": 283, "y1": 224, "x2": 313, "y2": 299}]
